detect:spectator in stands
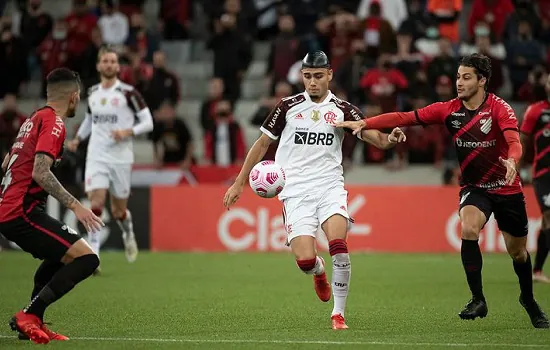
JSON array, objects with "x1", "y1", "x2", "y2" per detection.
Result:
[
  {"x1": 208, "y1": 11, "x2": 252, "y2": 103},
  {"x1": 506, "y1": 20, "x2": 544, "y2": 100},
  {"x1": 203, "y1": 100, "x2": 246, "y2": 167},
  {"x1": 0, "y1": 17, "x2": 28, "y2": 98},
  {"x1": 361, "y1": 1, "x2": 396, "y2": 59},
  {"x1": 267, "y1": 14, "x2": 304, "y2": 93},
  {"x1": 468, "y1": 0, "x2": 514, "y2": 42},
  {"x1": 80, "y1": 26, "x2": 103, "y2": 90},
  {"x1": 504, "y1": 0, "x2": 541, "y2": 41},
  {"x1": 143, "y1": 50, "x2": 180, "y2": 112},
  {"x1": 98, "y1": 0, "x2": 129, "y2": 47},
  {"x1": 126, "y1": 12, "x2": 161, "y2": 63},
  {"x1": 434, "y1": 75, "x2": 454, "y2": 102},
  {"x1": 335, "y1": 38, "x2": 373, "y2": 106},
  {"x1": 152, "y1": 101, "x2": 194, "y2": 169},
  {"x1": 427, "y1": 0, "x2": 462, "y2": 43},
  {"x1": 0, "y1": 94, "x2": 26, "y2": 159},
  {"x1": 407, "y1": 69, "x2": 433, "y2": 103},
  {"x1": 282, "y1": 0, "x2": 324, "y2": 37},
  {"x1": 119, "y1": 47, "x2": 153, "y2": 94},
  {"x1": 65, "y1": 0, "x2": 97, "y2": 62},
  {"x1": 360, "y1": 102, "x2": 389, "y2": 164},
  {"x1": 538, "y1": 0, "x2": 550, "y2": 42},
  {"x1": 392, "y1": 29, "x2": 424, "y2": 85},
  {"x1": 356, "y1": 0, "x2": 407, "y2": 31},
  {"x1": 427, "y1": 37, "x2": 457, "y2": 87},
  {"x1": 415, "y1": 25, "x2": 441, "y2": 58},
  {"x1": 359, "y1": 54, "x2": 408, "y2": 113},
  {"x1": 316, "y1": 12, "x2": 360, "y2": 73},
  {"x1": 249, "y1": 81, "x2": 292, "y2": 161},
  {"x1": 518, "y1": 66, "x2": 548, "y2": 102},
  {"x1": 459, "y1": 23, "x2": 505, "y2": 93},
  {"x1": 19, "y1": 0, "x2": 53, "y2": 54},
  {"x1": 398, "y1": 0, "x2": 432, "y2": 41},
  {"x1": 201, "y1": 77, "x2": 225, "y2": 131},
  {"x1": 158, "y1": 0, "x2": 193, "y2": 40},
  {"x1": 118, "y1": 0, "x2": 145, "y2": 18},
  {"x1": 38, "y1": 19, "x2": 71, "y2": 97},
  {"x1": 254, "y1": 0, "x2": 282, "y2": 40}
]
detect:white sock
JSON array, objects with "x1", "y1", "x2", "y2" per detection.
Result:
[
  {"x1": 116, "y1": 210, "x2": 134, "y2": 239},
  {"x1": 87, "y1": 229, "x2": 101, "y2": 256},
  {"x1": 331, "y1": 253, "x2": 351, "y2": 317}
]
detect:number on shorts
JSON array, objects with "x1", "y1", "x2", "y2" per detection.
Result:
[{"x1": 1, "y1": 154, "x2": 19, "y2": 195}]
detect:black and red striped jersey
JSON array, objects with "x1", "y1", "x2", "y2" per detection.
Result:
[
  {"x1": 0, "y1": 106, "x2": 66, "y2": 222},
  {"x1": 520, "y1": 100, "x2": 550, "y2": 179}
]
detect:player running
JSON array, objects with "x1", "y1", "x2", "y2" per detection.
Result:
[
  {"x1": 0, "y1": 68, "x2": 103, "y2": 344},
  {"x1": 520, "y1": 73, "x2": 550, "y2": 284},
  {"x1": 223, "y1": 51, "x2": 406, "y2": 330},
  {"x1": 337, "y1": 53, "x2": 549, "y2": 328},
  {"x1": 67, "y1": 47, "x2": 154, "y2": 267}
]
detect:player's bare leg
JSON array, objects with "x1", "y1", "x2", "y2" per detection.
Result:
[
  {"x1": 458, "y1": 205, "x2": 488, "y2": 320},
  {"x1": 533, "y1": 213, "x2": 550, "y2": 283},
  {"x1": 12, "y1": 239, "x2": 99, "y2": 343},
  {"x1": 290, "y1": 236, "x2": 330, "y2": 301},
  {"x1": 111, "y1": 195, "x2": 138, "y2": 262},
  {"x1": 323, "y1": 214, "x2": 350, "y2": 330},
  {"x1": 502, "y1": 231, "x2": 549, "y2": 328},
  {"x1": 88, "y1": 189, "x2": 107, "y2": 274}
]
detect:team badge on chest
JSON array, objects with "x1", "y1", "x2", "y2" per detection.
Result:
[{"x1": 480, "y1": 118, "x2": 492, "y2": 134}]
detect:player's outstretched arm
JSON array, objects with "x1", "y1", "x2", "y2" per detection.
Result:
[
  {"x1": 359, "y1": 127, "x2": 407, "y2": 150},
  {"x1": 32, "y1": 153, "x2": 104, "y2": 232},
  {"x1": 223, "y1": 133, "x2": 273, "y2": 208},
  {"x1": 67, "y1": 115, "x2": 92, "y2": 152}
]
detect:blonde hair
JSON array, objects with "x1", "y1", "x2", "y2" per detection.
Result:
[{"x1": 97, "y1": 46, "x2": 118, "y2": 63}]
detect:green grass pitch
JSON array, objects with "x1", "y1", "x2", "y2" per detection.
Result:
[{"x1": 1, "y1": 251, "x2": 550, "y2": 349}]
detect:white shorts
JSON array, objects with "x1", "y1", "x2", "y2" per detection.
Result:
[
  {"x1": 84, "y1": 160, "x2": 132, "y2": 199},
  {"x1": 282, "y1": 186, "x2": 351, "y2": 243}
]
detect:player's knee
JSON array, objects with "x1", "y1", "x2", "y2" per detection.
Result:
[
  {"x1": 508, "y1": 247, "x2": 528, "y2": 263},
  {"x1": 296, "y1": 256, "x2": 317, "y2": 273},
  {"x1": 461, "y1": 222, "x2": 481, "y2": 240},
  {"x1": 111, "y1": 207, "x2": 125, "y2": 220}
]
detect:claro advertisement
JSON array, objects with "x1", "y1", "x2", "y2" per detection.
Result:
[{"x1": 150, "y1": 186, "x2": 543, "y2": 253}]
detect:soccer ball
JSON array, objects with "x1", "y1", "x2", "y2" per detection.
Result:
[{"x1": 249, "y1": 161, "x2": 286, "y2": 198}]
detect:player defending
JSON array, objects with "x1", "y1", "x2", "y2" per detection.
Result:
[
  {"x1": 520, "y1": 73, "x2": 550, "y2": 283},
  {"x1": 223, "y1": 51, "x2": 406, "y2": 329},
  {"x1": 0, "y1": 68, "x2": 103, "y2": 343},
  {"x1": 337, "y1": 53, "x2": 549, "y2": 328},
  {"x1": 67, "y1": 47, "x2": 154, "y2": 266}
]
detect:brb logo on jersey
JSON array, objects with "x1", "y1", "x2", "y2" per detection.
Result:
[
  {"x1": 93, "y1": 114, "x2": 118, "y2": 124},
  {"x1": 294, "y1": 131, "x2": 334, "y2": 146}
]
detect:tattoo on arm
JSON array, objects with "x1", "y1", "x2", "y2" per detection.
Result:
[{"x1": 33, "y1": 153, "x2": 77, "y2": 209}]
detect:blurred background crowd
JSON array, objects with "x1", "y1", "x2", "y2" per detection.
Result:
[{"x1": 0, "y1": 0, "x2": 548, "y2": 188}]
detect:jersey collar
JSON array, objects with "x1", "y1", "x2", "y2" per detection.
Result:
[{"x1": 304, "y1": 90, "x2": 333, "y2": 105}]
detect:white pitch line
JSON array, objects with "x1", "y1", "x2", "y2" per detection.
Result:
[{"x1": 0, "y1": 335, "x2": 548, "y2": 348}]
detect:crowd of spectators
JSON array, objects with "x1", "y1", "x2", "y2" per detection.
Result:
[{"x1": 1, "y1": 0, "x2": 549, "y2": 186}]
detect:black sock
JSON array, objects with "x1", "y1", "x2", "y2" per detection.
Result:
[
  {"x1": 24, "y1": 254, "x2": 99, "y2": 318},
  {"x1": 513, "y1": 252, "x2": 534, "y2": 302},
  {"x1": 32, "y1": 260, "x2": 64, "y2": 300},
  {"x1": 461, "y1": 239, "x2": 485, "y2": 301},
  {"x1": 534, "y1": 229, "x2": 549, "y2": 272}
]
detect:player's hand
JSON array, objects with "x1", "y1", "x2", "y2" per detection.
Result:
[
  {"x1": 388, "y1": 127, "x2": 406, "y2": 143},
  {"x1": 111, "y1": 129, "x2": 133, "y2": 142},
  {"x1": 223, "y1": 183, "x2": 244, "y2": 209},
  {"x1": 73, "y1": 203, "x2": 105, "y2": 233},
  {"x1": 499, "y1": 157, "x2": 517, "y2": 185},
  {"x1": 335, "y1": 120, "x2": 367, "y2": 135},
  {"x1": 66, "y1": 139, "x2": 80, "y2": 152}
]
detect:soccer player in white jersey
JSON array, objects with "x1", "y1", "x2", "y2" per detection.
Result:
[
  {"x1": 223, "y1": 51, "x2": 406, "y2": 329},
  {"x1": 67, "y1": 47, "x2": 154, "y2": 269}
]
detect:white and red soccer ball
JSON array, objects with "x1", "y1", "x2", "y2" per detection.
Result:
[{"x1": 249, "y1": 161, "x2": 286, "y2": 198}]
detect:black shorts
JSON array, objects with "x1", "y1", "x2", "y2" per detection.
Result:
[
  {"x1": 0, "y1": 207, "x2": 81, "y2": 261},
  {"x1": 458, "y1": 187, "x2": 528, "y2": 237},
  {"x1": 533, "y1": 172, "x2": 550, "y2": 213}
]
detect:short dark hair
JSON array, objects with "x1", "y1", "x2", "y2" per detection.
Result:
[
  {"x1": 46, "y1": 68, "x2": 81, "y2": 87},
  {"x1": 459, "y1": 53, "x2": 492, "y2": 90}
]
